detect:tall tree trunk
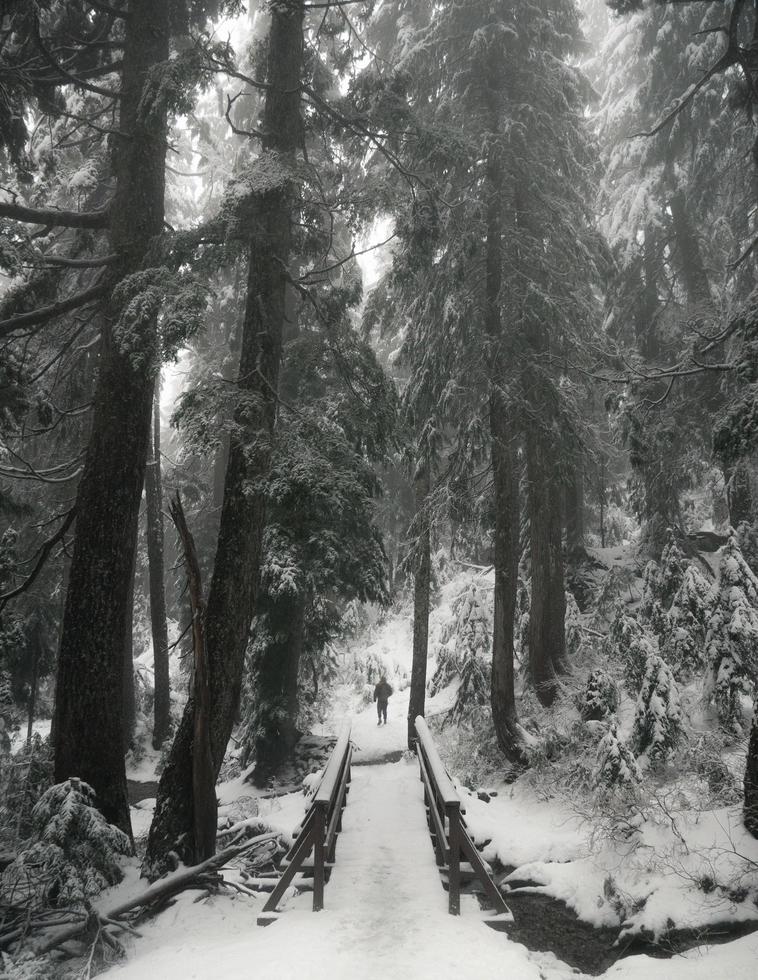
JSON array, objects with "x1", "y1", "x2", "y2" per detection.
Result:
[
  {"x1": 407, "y1": 458, "x2": 431, "y2": 751},
  {"x1": 249, "y1": 592, "x2": 306, "y2": 784},
  {"x1": 53, "y1": 0, "x2": 169, "y2": 835},
  {"x1": 725, "y1": 460, "x2": 753, "y2": 529},
  {"x1": 745, "y1": 715, "x2": 758, "y2": 838},
  {"x1": 144, "y1": 1, "x2": 305, "y2": 873},
  {"x1": 483, "y1": 144, "x2": 524, "y2": 760},
  {"x1": 526, "y1": 429, "x2": 567, "y2": 707},
  {"x1": 146, "y1": 382, "x2": 171, "y2": 748},
  {"x1": 123, "y1": 546, "x2": 137, "y2": 752},
  {"x1": 169, "y1": 495, "x2": 215, "y2": 863},
  {"x1": 490, "y1": 393, "x2": 524, "y2": 763},
  {"x1": 565, "y1": 462, "x2": 585, "y2": 554}
]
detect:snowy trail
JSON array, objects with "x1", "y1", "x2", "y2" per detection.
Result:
[{"x1": 109, "y1": 760, "x2": 547, "y2": 980}]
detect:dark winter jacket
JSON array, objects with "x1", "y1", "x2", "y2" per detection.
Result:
[{"x1": 373, "y1": 680, "x2": 393, "y2": 703}]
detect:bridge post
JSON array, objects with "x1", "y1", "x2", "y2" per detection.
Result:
[
  {"x1": 312, "y1": 802, "x2": 326, "y2": 911},
  {"x1": 447, "y1": 801, "x2": 461, "y2": 915}
]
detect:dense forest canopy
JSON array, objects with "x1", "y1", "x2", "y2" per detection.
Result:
[{"x1": 3, "y1": 0, "x2": 758, "y2": 974}]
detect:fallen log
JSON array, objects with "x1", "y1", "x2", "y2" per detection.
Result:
[{"x1": 31, "y1": 831, "x2": 280, "y2": 955}]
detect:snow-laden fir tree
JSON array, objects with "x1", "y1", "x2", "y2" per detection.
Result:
[
  {"x1": 631, "y1": 653, "x2": 683, "y2": 766},
  {"x1": 515, "y1": 576, "x2": 530, "y2": 671},
  {"x1": 594, "y1": 719, "x2": 642, "y2": 791},
  {"x1": 640, "y1": 559, "x2": 661, "y2": 621},
  {"x1": 0, "y1": 778, "x2": 131, "y2": 909},
  {"x1": 434, "y1": 581, "x2": 492, "y2": 725},
  {"x1": 565, "y1": 589, "x2": 583, "y2": 657},
  {"x1": 736, "y1": 521, "x2": 758, "y2": 577},
  {"x1": 581, "y1": 668, "x2": 619, "y2": 722},
  {"x1": 705, "y1": 534, "x2": 758, "y2": 731},
  {"x1": 661, "y1": 564, "x2": 715, "y2": 678},
  {"x1": 658, "y1": 529, "x2": 688, "y2": 610},
  {"x1": 605, "y1": 602, "x2": 657, "y2": 693}
]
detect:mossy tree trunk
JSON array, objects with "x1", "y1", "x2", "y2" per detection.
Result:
[
  {"x1": 143, "y1": 0, "x2": 305, "y2": 873},
  {"x1": 53, "y1": 0, "x2": 169, "y2": 836}
]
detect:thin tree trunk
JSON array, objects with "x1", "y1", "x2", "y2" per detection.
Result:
[
  {"x1": 123, "y1": 546, "x2": 137, "y2": 752},
  {"x1": 146, "y1": 382, "x2": 171, "y2": 748},
  {"x1": 26, "y1": 643, "x2": 39, "y2": 748},
  {"x1": 483, "y1": 141, "x2": 524, "y2": 760},
  {"x1": 407, "y1": 458, "x2": 431, "y2": 751},
  {"x1": 53, "y1": 0, "x2": 169, "y2": 835},
  {"x1": 745, "y1": 715, "x2": 758, "y2": 838},
  {"x1": 144, "y1": 1, "x2": 305, "y2": 873},
  {"x1": 489, "y1": 393, "x2": 525, "y2": 763},
  {"x1": 526, "y1": 429, "x2": 567, "y2": 707},
  {"x1": 169, "y1": 495, "x2": 215, "y2": 864},
  {"x1": 565, "y1": 462, "x2": 585, "y2": 554},
  {"x1": 725, "y1": 460, "x2": 753, "y2": 529}
]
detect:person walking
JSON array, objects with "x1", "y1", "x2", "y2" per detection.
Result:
[{"x1": 373, "y1": 675, "x2": 393, "y2": 725}]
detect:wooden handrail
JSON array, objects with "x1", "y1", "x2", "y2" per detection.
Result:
[
  {"x1": 414, "y1": 716, "x2": 511, "y2": 925},
  {"x1": 258, "y1": 723, "x2": 352, "y2": 925}
]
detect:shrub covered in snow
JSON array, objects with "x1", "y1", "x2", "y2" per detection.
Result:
[
  {"x1": 630, "y1": 654, "x2": 683, "y2": 766},
  {"x1": 658, "y1": 529, "x2": 687, "y2": 609},
  {"x1": 660, "y1": 564, "x2": 714, "y2": 678},
  {"x1": 704, "y1": 534, "x2": 758, "y2": 731},
  {"x1": 594, "y1": 719, "x2": 642, "y2": 790},
  {"x1": 0, "y1": 778, "x2": 131, "y2": 910},
  {"x1": 640, "y1": 559, "x2": 660, "y2": 621},
  {"x1": 605, "y1": 603, "x2": 657, "y2": 693},
  {"x1": 435, "y1": 582, "x2": 492, "y2": 724},
  {"x1": 580, "y1": 668, "x2": 619, "y2": 721}
]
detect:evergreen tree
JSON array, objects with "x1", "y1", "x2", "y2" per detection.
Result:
[
  {"x1": 704, "y1": 534, "x2": 758, "y2": 731},
  {"x1": 630, "y1": 652, "x2": 683, "y2": 766},
  {"x1": 605, "y1": 603, "x2": 658, "y2": 694},
  {"x1": 661, "y1": 563, "x2": 715, "y2": 678},
  {"x1": 594, "y1": 719, "x2": 642, "y2": 790}
]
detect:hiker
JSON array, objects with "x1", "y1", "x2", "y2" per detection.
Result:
[{"x1": 373, "y1": 675, "x2": 393, "y2": 725}]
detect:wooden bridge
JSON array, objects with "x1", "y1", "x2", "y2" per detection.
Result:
[{"x1": 256, "y1": 716, "x2": 512, "y2": 931}]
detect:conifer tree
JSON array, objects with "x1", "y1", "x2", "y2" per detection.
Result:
[
  {"x1": 705, "y1": 534, "x2": 758, "y2": 730},
  {"x1": 631, "y1": 653, "x2": 683, "y2": 765}
]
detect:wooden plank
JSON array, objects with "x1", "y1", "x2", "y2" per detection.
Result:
[
  {"x1": 417, "y1": 746, "x2": 448, "y2": 866},
  {"x1": 447, "y1": 804, "x2": 461, "y2": 915},
  {"x1": 313, "y1": 723, "x2": 352, "y2": 806},
  {"x1": 458, "y1": 827, "x2": 511, "y2": 915},
  {"x1": 414, "y1": 716, "x2": 458, "y2": 806},
  {"x1": 261, "y1": 820, "x2": 315, "y2": 913}
]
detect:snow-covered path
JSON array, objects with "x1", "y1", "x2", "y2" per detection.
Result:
[{"x1": 109, "y1": 759, "x2": 547, "y2": 980}]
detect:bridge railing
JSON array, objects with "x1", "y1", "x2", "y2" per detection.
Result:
[
  {"x1": 257, "y1": 723, "x2": 352, "y2": 924},
  {"x1": 414, "y1": 715, "x2": 511, "y2": 922}
]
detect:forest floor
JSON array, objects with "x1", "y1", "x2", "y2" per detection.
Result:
[{"x1": 99, "y1": 553, "x2": 758, "y2": 979}]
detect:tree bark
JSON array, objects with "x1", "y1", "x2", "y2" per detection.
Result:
[
  {"x1": 565, "y1": 462, "x2": 585, "y2": 554},
  {"x1": 725, "y1": 459, "x2": 753, "y2": 529},
  {"x1": 144, "y1": 0, "x2": 305, "y2": 873},
  {"x1": 745, "y1": 715, "x2": 758, "y2": 838},
  {"x1": 407, "y1": 458, "x2": 431, "y2": 751},
  {"x1": 53, "y1": 0, "x2": 169, "y2": 835},
  {"x1": 169, "y1": 495, "x2": 215, "y2": 864},
  {"x1": 146, "y1": 382, "x2": 171, "y2": 748},
  {"x1": 526, "y1": 428, "x2": 567, "y2": 707},
  {"x1": 122, "y1": 545, "x2": 137, "y2": 753},
  {"x1": 249, "y1": 592, "x2": 306, "y2": 783},
  {"x1": 489, "y1": 393, "x2": 525, "y2": 763},
  {"x1": 483, "y1": 141, "x2": 524, "y2": 760}
]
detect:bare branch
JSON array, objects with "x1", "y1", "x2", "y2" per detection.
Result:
[
  {"x1": 0, "y1": 281, "x2": 110, "y2": 338},
  {"x1": 0, "y1": 199, "x2": 110, "y2": 229},
  {"x1": 0, "y1": 507, "x2": 77, "y2": 608}
]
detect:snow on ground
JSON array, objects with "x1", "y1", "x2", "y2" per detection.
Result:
[
  {"x1": 104, "y1": 583, "x2": 758, "y2": 980},
  {"x1": 602, "y1": 931, "x2": 758, "y2": 979},
  {"x1": 107, "y1": 760, "x2": 551, "y2": 980}
]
